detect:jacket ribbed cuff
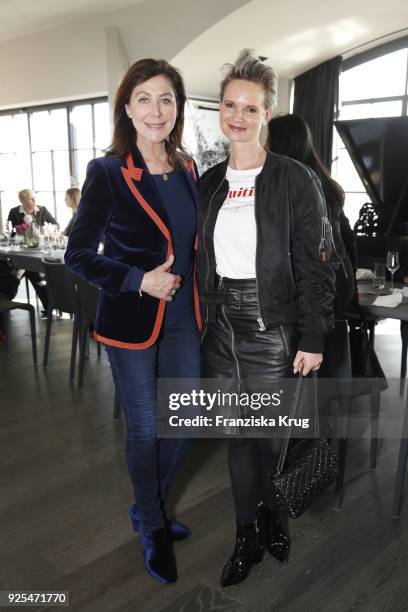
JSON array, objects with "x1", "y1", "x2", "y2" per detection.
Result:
[{"x1": 298, "y1": 333, "x2": 324, "y2": 354}]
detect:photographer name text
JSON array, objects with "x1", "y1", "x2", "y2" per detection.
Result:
[{"x1": 168, "y1": 415, "x2": 310, "y2": 429}]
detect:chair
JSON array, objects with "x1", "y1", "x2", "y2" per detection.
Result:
[
  {"x1": 41, "y1": 260, "x2": 79, "y2": 377},
  {"x1": 25, "y1": 276, "x2": 31, "y2": 303},
  {"x1": 24, "y1": 275, "x2": 40, "y2": 310},
  {"x1": 0, "y1": 297, "x2": 37, "y2": 363},
  {"x1": 319, "y1": 319, "x2": 382, "y2": 510},
  {"x1": 335, "y1": 314, "x2": 408, "y2": 519},
  {"x1": 75, "y1": 276, "x2": 120, "y2": 420},
  {"x1": 8, "y1": 252, "x2": 43, "y2": 310},
  {"x1": 392, "y1": 405, "x2": 408, "y2": 519},
  {"x1": 74, "y1": 275, "x2": 101, "y2": 389}
]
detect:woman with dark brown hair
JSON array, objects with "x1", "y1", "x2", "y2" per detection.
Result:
[
  {"x1": 65, "y1": 58, "x2": 202, "y2": 584},
  {"x1": 267, "y1": 113, "x2": 357, "y2": 317}
]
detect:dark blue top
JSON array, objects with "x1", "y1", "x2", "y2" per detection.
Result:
[
  {"x1": 120, "y1": 168, "x2": 196, "y2": 323},
  {"x1": 152, "y1": 169, "x2": 196, "y2": 323}
]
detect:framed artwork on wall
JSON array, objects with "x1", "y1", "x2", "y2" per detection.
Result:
[{"x1": 184, "y1": 98, "x2": 228, "y2": 174}]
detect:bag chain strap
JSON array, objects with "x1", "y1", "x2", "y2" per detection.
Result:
[{"x1": 275, "y1": 370, "x2": 319, "y2": 475}]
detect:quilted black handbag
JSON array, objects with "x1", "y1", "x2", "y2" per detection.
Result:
[{"x1": 268, "y1": 372, "x2": 339, "y2": 519}]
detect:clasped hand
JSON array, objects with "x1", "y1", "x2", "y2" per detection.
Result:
[
  {"x1": 140, "y1": 254, "x2": 181, "y2": 301},
  {"x1": 293, "y1": 351, "x2": 323, "y2": 376}
]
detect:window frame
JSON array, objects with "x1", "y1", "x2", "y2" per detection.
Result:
[
  {"x1": 340, "y1": 36, "x2": 408, "y2": 115},
  {"x1": 333, "y1": 36, "x2": 408, "y2": 227},
  {"x1": 0, "y1": 96, "x2": 108, "y2": 230}
]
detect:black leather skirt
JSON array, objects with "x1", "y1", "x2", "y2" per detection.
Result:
[{"x1": 202, "y1": 277, "x2": 298, "y2": 390}]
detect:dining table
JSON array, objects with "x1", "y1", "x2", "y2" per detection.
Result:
[
  {"x1": 354, "y1": 281, "x2": 408, "y2": 395},
  {"x1": 0, "y1": 244, "x2": 65, "y2": 273}
]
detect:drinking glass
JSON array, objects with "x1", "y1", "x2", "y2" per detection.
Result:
[
  {"x1": 4, "y1": 220, "x2": 14, "y2": 249},
  {"x1": 373, "y1": 262, "x2": 386, "y2": 291},
  {"x1": 386, "y1": 251, "x2": 400, "y2": 292}
]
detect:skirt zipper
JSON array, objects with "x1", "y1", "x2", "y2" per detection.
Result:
[{"x1": 219, "y1": 276, "x2": 241, "y2": 392}]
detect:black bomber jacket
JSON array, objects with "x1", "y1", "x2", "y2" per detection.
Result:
[{"x1": 197, "y1": 151, "x2": 336, "y2": 353}]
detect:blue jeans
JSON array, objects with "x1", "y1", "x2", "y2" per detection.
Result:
[{"x1": 106, "y1": 320, "x2": 200, "y2": 531}]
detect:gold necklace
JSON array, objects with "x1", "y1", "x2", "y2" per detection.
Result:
[
  {"x1": 150, "y1": 153, "x2": 168, "y2": 181},
  {"x1": 162, "y1": 157, "x2": 168, "y2": 181}
]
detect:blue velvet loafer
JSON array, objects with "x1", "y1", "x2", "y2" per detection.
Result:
[
  {"x1": 139, "y1": 525, "x2": 177, "y2": 584},
  {"x1": 129, "y1": 504, "x2": 191, "y2": 541}
]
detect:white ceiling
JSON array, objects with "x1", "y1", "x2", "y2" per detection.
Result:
[
  {"x1": 0, "y1": 0, "x2": 143, "y2": 41},
  {"x1": 0, "y1": 0, "x2": 407, "y2": 99},
  {"x1": 173, "y1": 0, "x2": 408, "y2": 95}
]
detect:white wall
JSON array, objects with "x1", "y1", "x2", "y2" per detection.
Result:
[
  {"x1": 275, "y1": 77, "x2": 292, "y2": 116},
  {"x1": 0, "y1": 0, "x2": 249, "y2": 109},
  {"x1": 105, "y1": 25, "x2": 130, "y2": 114},
  {"x1": 0, "y1": 17, "x2": 107, "y2": 108}
]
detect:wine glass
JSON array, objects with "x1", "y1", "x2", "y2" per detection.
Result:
[
  {"x1": 43, "y1": 222, "x2": 54, "y2": 254},
  {"x1": 4, "y1": 220, "x2": 13, "y2": 249},
  {"x1": 386, "y1": 250, "x2": 400, "y2": 292}
]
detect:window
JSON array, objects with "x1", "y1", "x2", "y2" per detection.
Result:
[
  {"x1": 0, "y1": 95, "x2": 228, "y2": 230},
  {"x1": 332, "y1": 42, "x2": 408, "y2": 228},
  {"x1": 0, "y1": 98, "x2": 109, "y2": 230}
]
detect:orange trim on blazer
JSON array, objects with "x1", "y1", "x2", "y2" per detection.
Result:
[
  {"x1": 122, "y1": 155, "x2": 173, "y2": 244},
  {"x1": 97, "y1": 154, "x2": 201, "y2": 349},
  {"x1": 185, "y1": 159, "x2": 197, "y2": 182},
  {"x1": 193, "y1": 234, "x2": 203, "y2": 331},
  {"x1": 94, "y1": 297, "x2": 165, "y2": 349},
  {"x1": 185, "y1": 162, "x2": 202, "y2": 331}
]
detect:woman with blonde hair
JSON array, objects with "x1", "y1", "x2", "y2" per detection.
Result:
[
  {"x1": 62, "y1": 187, "x2": 81, "y2": 236},
  {"x1": 198, "y1": 49, "x2": 335, "y2": 586}
]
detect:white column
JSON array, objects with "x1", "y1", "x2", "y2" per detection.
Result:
[{"x1": 105, "y1": 26, "x2": 130, "y2": 125}]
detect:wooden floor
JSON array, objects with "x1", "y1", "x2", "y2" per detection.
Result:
[{"x1": 1, "y1": 296, "x2": 408, "y2": 612}]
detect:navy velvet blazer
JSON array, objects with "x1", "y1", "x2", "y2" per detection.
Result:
[{"x1": 64, "y1": 144, "x2": 202, "y2": 349}]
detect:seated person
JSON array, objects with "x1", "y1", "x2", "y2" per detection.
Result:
[
  {"x1": 7, "y1": 189, "x2": 57, "y2": 311},
  {"x1": 62, "y1": 188, "x2": 80, "y2": 237},
  {"x1": 8, "y1": 189, "x2": 58, "y2": 228}
]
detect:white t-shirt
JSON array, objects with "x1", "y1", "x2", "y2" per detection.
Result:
[{"x1": 214, "y1": 165, "x2": 262, "y2": 278}]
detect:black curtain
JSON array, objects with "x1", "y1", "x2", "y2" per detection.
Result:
[{"x1": 293, "y1": 56, "x2": 342, "y2": 170}]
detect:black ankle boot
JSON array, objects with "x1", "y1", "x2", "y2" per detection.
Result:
[
  {"x1": 258, "y1": 503, "x2": 290, "y2": 564},
  {"x1": 220, "y1": 520, "x2": 264, "y2": 587}
]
